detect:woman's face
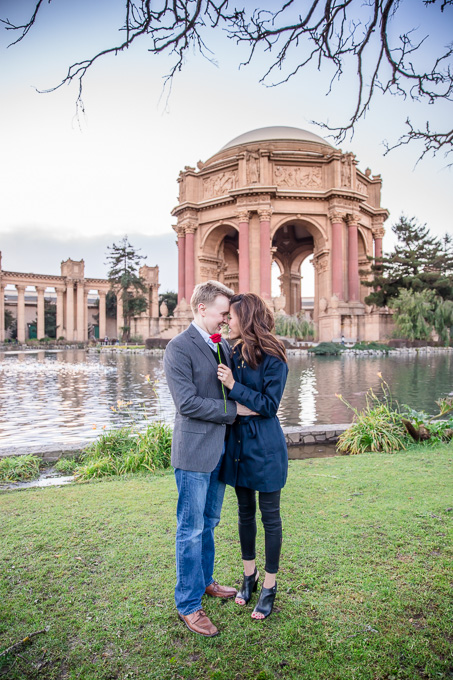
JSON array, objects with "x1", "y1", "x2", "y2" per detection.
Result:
[{"x1": 227, "y1": 304, "x2": 241, "y2": 339}]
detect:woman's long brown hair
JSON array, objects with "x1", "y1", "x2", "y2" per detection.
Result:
[{"x1": 230, "y1": 293, "x2": 287, "y2": 370}]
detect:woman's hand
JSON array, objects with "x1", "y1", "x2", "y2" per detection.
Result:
[{"x1": 217, "y1": 363, "x2": 235, "y2": 390}]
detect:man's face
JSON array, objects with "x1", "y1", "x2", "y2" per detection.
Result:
[{"x1": 195, "y1": 295, "x2": 231, "y2": 335}]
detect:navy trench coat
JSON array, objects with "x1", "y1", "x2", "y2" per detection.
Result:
[{"x1": 219, "y1": 348, "x2": 289, "y2": 493}]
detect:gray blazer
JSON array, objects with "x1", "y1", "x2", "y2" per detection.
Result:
[{"x1": 163, "y1": 324, "x2": 237, "y2": 472}]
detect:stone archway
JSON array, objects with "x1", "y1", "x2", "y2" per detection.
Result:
[
  {"x1": 272, "y1": 218, "x2": 326, "y2": 320},
  {"x1": 199, "y1": 223, "x2": 239, "y2": 292}
]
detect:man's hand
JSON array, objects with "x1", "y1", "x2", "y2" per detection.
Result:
[{"x1": 236, "y1": 403, "x2": 259, "y2": 416}]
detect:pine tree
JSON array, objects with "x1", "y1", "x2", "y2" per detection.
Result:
[
  {"x1": 105, "y1": 236, "x2": 148, "y2": 341},
  {"x1": 363, "y1": 216, "x2": 453, "y2": 307}
]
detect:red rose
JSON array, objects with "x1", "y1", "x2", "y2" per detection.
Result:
[{"x1": 209, "y1": 333, "x2": 222, "y2": 344}]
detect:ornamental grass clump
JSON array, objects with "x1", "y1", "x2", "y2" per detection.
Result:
[
  {"x1": 309, "y1": 342, "x2": 343, "y2": 355},
  {"x1": 74, "y1": 422, "x2": 172, "y2": 481},
  {"x1": 336, "y1": 375, "x2": 410, "y2": 454},
  {"x1": 74, "y1": 386, "x2": 172, "y2": 481},
  {"x1": 0, "y1": 454, "x2": 42, "y2": 483}
]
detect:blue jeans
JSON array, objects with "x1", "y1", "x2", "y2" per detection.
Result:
[{"x1": 174, "y1": 449, "x2": 226, "y2": 615}]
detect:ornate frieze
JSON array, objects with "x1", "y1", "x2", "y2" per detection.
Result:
[
  {"x1": 203, "y1": 170, "x2": 238, "y2": 199},
  {"x1": 356, "y1": 179, "x2": 368, "y2": 196},
  {"x1": 273, "y1": 165, "x2": 322, "y2": 189}
]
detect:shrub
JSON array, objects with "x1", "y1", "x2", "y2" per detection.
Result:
[
  {"x1": 352, "y1": 341, "x2": 390, "y2": 352},
  {"x1": 309, "y1": 342, "x2": 343, "y2": 355},
  {"x1": 0, "y1": 454, "x2": 42, "y2": 483}
]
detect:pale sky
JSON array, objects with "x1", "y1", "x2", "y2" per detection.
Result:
[{"x1": 1, "y1": 0, "x2": 452, "y2": 295}]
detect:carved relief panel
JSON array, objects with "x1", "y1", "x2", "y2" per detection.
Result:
[
  {"x1": 273, "y1": 165, "x2": 322, "y2": 189},
  {"x1": 203, "y1": 170, "x2": 238, "y2": 199}
]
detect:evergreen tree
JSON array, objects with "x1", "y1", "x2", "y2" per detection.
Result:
[
  {"x1": 105, "y1": 236, "x2": 148, "y2": 341},
  {"x1": 363, "y1": 216, "x2": 453, "y2": 307}
]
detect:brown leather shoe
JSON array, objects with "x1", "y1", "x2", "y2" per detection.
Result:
[
  {"x1": 178, "y1": 609, "x2": 219, "y2": 637},
  {"x1": 205, "y1": 581, "x2": 237, "y2": 599}
]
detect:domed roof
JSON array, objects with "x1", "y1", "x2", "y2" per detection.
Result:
[{"x1": 220, "y1": 126, "x2": 332, "y2": 151}]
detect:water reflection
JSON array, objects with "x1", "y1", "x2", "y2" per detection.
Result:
[{"x1": 0, "y1": 350, "x2": 451, "y2": 449}]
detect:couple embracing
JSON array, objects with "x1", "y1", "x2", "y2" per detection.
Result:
[{"x1": 163, "y1": 280, "x2": 288, "y2": 637}]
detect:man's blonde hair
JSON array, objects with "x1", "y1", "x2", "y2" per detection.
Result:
[{"x1": 190, "y1": 280, "x2": 234, "y2": 313}]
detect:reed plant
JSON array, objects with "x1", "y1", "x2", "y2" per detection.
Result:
[
  {"x1": 0, "y1": 454, "x2": 42, "y2": 483},
  {"x1": 336, "y1": 375, "x2": 410, "y2": 454}
]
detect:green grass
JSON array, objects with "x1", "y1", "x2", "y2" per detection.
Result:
[{"x1": 1, "y1": 443, "x2": 452, "y2": 680}]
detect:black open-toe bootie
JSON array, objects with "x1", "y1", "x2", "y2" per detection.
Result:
[
  {"x1": 251, "y1": 582, "x2": 277, "y2": 619},
  {"x1": 235, "y1": 568, "x2": 259, "y2": 605}
]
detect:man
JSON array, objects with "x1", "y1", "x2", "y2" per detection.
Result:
[{"x1": 163, "y1": 280, "x2": 254, "y2": 637}]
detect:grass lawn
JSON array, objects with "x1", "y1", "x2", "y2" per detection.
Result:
[{"x1": 1, "y1": 443, "x2": 452, "y2": 680}]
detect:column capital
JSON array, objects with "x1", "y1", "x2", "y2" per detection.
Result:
[
  {"x1": 98, "y1": 289, "x2": 107, "y2": 297},
  {"x1": 236, "y1": 209, "x2": 250, "y2": 223},
  {"x1": 372, "y1": 227, "x2": 386, "y2": 239},
  {"x1": 35, "y1": 285, "x2": 47, "y2": 293},
  {"x1": 258, "y1": 208, "x2": 272, "y2": 222},
  {"x1": 183, "y1": 221, "x2": 198, "y2": 235},
  {"x1": 346, "y1": 212, "x2": 360, "y2": 226},
  {"x1": 16, "y1": 284, "x2": 26, "y2": 293},
  {"x1": 328, "y1": 210, "x2": 346, "y2": 224}
]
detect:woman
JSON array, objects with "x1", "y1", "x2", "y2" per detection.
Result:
[{"x1": 217, "y1": 293, "x2": 288, "y2": 620}]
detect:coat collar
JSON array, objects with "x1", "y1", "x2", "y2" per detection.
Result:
[{"x1": 187, "y1": 324, "x2": 232, "y2": 369}]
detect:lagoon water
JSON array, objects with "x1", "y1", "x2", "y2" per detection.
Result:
[{"x1": 0, "y1": 349, "x2": 451, "y2": 450}]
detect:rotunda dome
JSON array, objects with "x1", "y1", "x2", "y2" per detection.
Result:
[{"x1": 220, "y1": 126, "x2": 332, "y2": 151}]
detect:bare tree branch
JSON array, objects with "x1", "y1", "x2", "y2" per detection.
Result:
[{"x1": 1, "y1": 0, "x2": 452, "y2": 161}]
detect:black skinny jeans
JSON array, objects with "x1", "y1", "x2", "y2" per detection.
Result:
[{"x1": 235, "y1": 486, "x2": 282, "y2": 574}]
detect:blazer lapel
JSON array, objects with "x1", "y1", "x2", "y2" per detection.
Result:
[{"x1": 187, "y1": 324, "x2": 218, "y2": 370}]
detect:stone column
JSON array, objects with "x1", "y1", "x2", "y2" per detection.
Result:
[
  {"x1": 76, "y1": 281, "x2": 84, "y2": 342},
  {"x1": 237, "y1": 210, "x2": 250, "y2": 293},
  {"x1": 329, "y1": 211, "x2": 345, "y2": 300},
  {"x1": 16, "y1": 285, "x2": 26, "y2": 343},
  {"x1": 84, "y1": 290, "x2": 89, "y2": 340},
  {"x1": 99, "y1": 291, "x2": 107, "y2": 340},
  {"x1": 177, "y1": 229, "x2": 186, "y2": 302},
  {"x1": 116, "y1": 292, "x2": 123, "y2": 340},
  {"x1": 291, "y1": 272, "x2": 302, "y2": 314},
  {"x1": 151, "y1": 285, "x2": 160, "y2": 318},
  {"x1": 373, "y1": 226, "x2": 385, "y2": 260},
  {"x1": 0, "y1": 282, "x2": 4, "y2": 342},
  {"x1": 347, "y1": 214, "x2": 360, "y2": 302},
  {"x1": 56, "y1": 287, "x2": 64, "y2": 339},
  {"x1": 36, "y1": 286, "x2": 46, "y2": 339},
  {"x1": 66, "y1": 280, "x2": 74, "y2": 341},
  {"x1": 185, "y1": 224, "x2": 196, "y2": 302},
  {"x1": 258, "y1": 209, "x2": 272, "y2": 300}
]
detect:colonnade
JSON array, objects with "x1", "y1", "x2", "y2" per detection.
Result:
[{"x1": 0, "y1": 278, "x2": 110, "y2": 343}]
